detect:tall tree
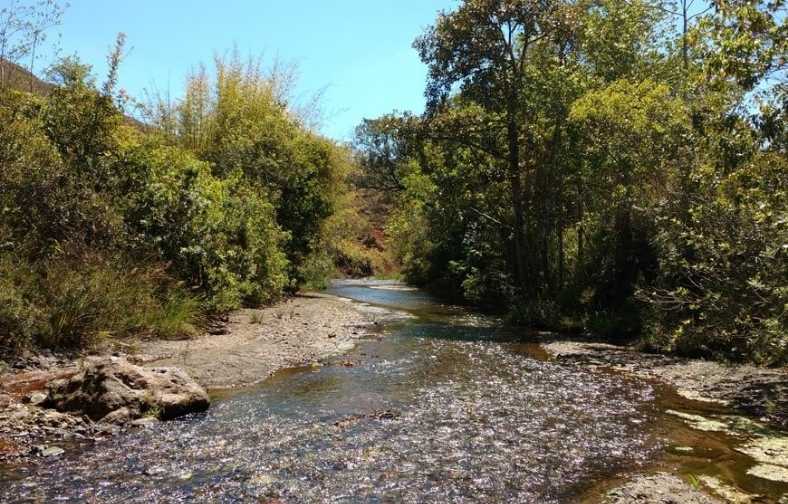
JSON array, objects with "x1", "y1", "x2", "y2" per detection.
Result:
[{"x1": 414, "y1": 0, "x2": 566, "y2": 293}]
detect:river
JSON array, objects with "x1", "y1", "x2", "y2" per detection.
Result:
[{"x1": 1, "y1": 280, "x2": 785, "y2": 502}]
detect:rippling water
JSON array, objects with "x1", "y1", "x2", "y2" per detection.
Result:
[{"x1": 2, "y1": 280, "x2": 665, "y2": 503}]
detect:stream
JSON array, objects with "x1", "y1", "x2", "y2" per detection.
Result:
[{"x1": 1, "y1": 279, "x2": 786, "y2": 502}]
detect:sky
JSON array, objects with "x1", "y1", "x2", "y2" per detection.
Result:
[{"x1": 40, "y1": 0, "x2": 456, "y2": 141}]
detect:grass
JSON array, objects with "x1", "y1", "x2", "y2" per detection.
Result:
[
  {"x1": 0, "y1": 252, "x2": 203, "y2": 352},
  {"x1": 144, "y1": 404, "x2": 162, "y2": 420},
  {"x1": 685, "y1": 473, "x2": 701, "y2": 490},
  {"x1": 152, "y1": 291, "x2": 202, "y2": 340}
]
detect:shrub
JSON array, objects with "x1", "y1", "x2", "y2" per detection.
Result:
[
  {"x1": 641, "y1": 153, "x2": 787, "y2": 365},
  {"x1": 125, "y1": 142, "x2": 289, "y2": 311},
  {"x1": 0, "y1": 256, "x2": 42, "y2": 352}
]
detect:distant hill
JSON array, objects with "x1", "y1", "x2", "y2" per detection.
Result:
[
  {"x1": 0, "y1": 59, "x2": 53, "y2": 95},
  {"x1": 0, "y1": 58, "x2": 147, "y2": 129}
]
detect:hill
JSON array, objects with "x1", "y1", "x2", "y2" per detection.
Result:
[{"x1": 0, "y1": 59, "x2": 53, "y2": 95}]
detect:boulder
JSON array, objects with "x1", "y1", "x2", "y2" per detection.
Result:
[{"x1": 45, "y1": 356, "x2": 209, "y2": 423}]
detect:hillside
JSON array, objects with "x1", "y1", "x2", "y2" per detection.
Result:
[{"x1": 0, "y1": 59, "x2": 53, "y2": 95}]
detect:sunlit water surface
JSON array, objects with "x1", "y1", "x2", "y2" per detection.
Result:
[{"x1": 3, "y1": 280, "x2": 769, "y2": 503}]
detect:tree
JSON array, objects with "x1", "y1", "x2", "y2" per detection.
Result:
[
  {"x1": 703, "y1": 0, "x2": 787, "y2": 90},
  {"x1": 353, "y1": 113, "x2": 418, "y2": 193},
  {"x1": 414, "y1": 0, "x2": 567, "y2": 292}
]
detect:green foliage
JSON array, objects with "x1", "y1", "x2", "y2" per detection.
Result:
[
  {"x1": 359, "y1": 0, "x2": 786, "y2": 365},
  {"x1": 642, "y1": 153, "x2": 787, "y2": 365},
  {"x1": 124, "y1": 142, "x2": 289, "y2": 310},
  {"x1": 0, "y1": 253, "x2": 200, "y2": 349},
  {"x1": 1, "y1": 49, "x2": 359, "y2": 353},
  {"x1": 149, "y1": 54, "x2": 354, "y2": 289},
  {"x1": 0, "y1": 256, "x2": 40, "y2": 351},
  {"x1": 701, "y1": 0, "x2": 787, "y2": 90}
]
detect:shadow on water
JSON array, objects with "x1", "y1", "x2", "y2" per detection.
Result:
[{"x1": 0, "y1": 279, "x2": 784, "y2": 502}]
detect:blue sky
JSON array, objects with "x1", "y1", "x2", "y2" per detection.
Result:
[{"x1": 45, "y1": 1, "x2": 455, "y2": 141}]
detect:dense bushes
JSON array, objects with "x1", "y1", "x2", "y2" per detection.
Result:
[
  {"x1": 0, "y1": 253, "x2": 200, "y2": 350},
  {"x1": 0, "y1": 51, "x2": 361, "y2": 353},
  {"x1": 123, "y1": 143, "x2": 289, "y2": 310},
  {"x1": 641, "y1": 152, "x2": 787, "y2": 363},
  {"x1": 148, "y1": 56, "x2": 355, "y2": 290}
]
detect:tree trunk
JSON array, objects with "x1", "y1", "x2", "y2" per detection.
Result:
[
  {"x1": 682, "y1": 0, "x2": 689, "y2": 72},
  {"x1": 558, "y1": 224, "x2": 565, "y2": 291},
  {"x1": 508, "y1": 113, "x2": 527, "y2": 293}
]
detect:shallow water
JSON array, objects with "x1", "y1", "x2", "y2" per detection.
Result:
[{"x1": 1, "y1": 280, "x2": 785, "y2": 502}]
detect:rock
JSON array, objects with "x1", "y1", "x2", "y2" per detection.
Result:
[
  {"x1": 207, "y1": 323, "x2": 228, "y2": 335},
  {"x1": 371, "y1": 409, "x2": 399, "y2": 420},
  {"x1": 129, "y1": 417, "x2": 159, "y2": 428},
  {"x1": 9, "y1": 405, "x2": 32, "y2": 421},
  {"x1": 746, "y1": 463, "x2": 788, "y2": 483},
  {"x1": 735, "y1": 436, "x2": 788, "y2": 468},
  {"x1": 605, "y1": 473, "x2": 721, "y2": 503},
  {"x1": 97, "y1": 424, "x2": 120, "y2": 436},
  {"x1": 249, "y1": 473, "x2": 276, "y2": 486},
  {"x1": 666, "y1": 410, "x2": 729, "y2": 432},
  {"x1": 45, "y1": 357, "x2": 209, "y2": 423},
  {"x1": 27, "y1": 392, "x2": 47, "y2": 406},
  {"x1": 143, "y1": 465, "x2": 167, "y2": 476},
  {"x1": 33, "y1": 445, "x2": 64, "y2": 457},
  {"x1": 99, "y1": 407, "x2": 133, "y2": 425},
  {"x1": 0, "y1": 393, "x2": 13, "y2": 408},
  {"x1": 698, "y1": 475, "x2": 758, "y2": 503},
  {"x1": 1, "y1": 368, "x2": 78, "y2": 398},
  {"x1": 42, "y1": 410, "x2": 77, "y2": 427},
  {"x1": 176, "y1": 470, "x2": 193, "y2": 480},
  {"x1": 729, "y1": 379, "x2": 788, "y2": 430}
]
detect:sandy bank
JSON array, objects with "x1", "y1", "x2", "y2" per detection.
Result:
[{"x1": 135, "y1": 292, "x2": 373, "y2": 390}]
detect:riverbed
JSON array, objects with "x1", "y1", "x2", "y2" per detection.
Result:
[{"x1": 1, "y1": 280, "x2": 785, "y2": 502}]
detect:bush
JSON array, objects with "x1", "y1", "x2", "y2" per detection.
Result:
[
  {"x1": 125, "y1": 142, "x2": 289, "y2": 311},
  {"x1": 0, "y1": 257, "x2": 42, "y2": 352},
  {"x1": 507, "y1": 298, "x2": 561, "y2": 329},
  {"x1": 641, "y1": 153, "x2": 787, "y2": 365},
  {"x1": 0, "y1": 52, "x2": 362, "y2": 353},
  {"x1": 151, "y1": 55, "x2": 352, "y2": 289}
]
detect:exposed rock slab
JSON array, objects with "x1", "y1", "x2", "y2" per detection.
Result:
[
  {"x1": 604, "y1": 473, "x2": 723, "y2": 503},
  {"x1": 541, "y1": 340, "x2": 788, "y2": 429}
]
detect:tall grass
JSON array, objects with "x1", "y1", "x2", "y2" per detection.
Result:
[{"x1": 0, "y1": 253, "x2": 201, "y2": 352}]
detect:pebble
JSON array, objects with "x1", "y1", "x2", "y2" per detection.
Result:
[
  {"x1": 129, "y1": 417, "x2": 159, "y2": 428},
  {"x1": 34, "y1": 445, "x2": 64, "y2": 457},
  {"x1": 28, "y1": 392, "x2": 48, "y2": 406},
  {"x1": 144, "y1": 466, "x2": 167, "y2": 476}
]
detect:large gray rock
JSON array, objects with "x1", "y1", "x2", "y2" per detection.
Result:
[{"x1": 45, "y1": 356, "x2": 209, "y2": 423}]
